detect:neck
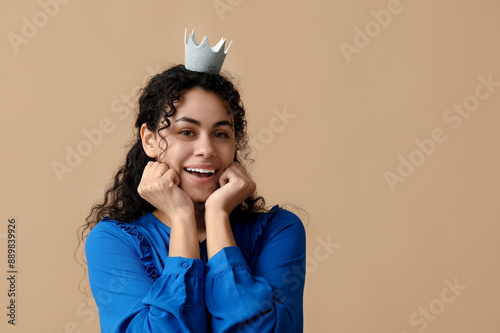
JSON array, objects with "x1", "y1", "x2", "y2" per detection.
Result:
[{"x1": 193, "y1": 202, "x2": 207, "y2": 241}]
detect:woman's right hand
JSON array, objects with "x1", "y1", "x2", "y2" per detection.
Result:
[{"x1": 137, "y1": 161, "x2": 194, "y2": 221}]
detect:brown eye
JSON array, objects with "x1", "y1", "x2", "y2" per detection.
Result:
[
  {"x1": 180, "y1": 130, "x2": 194, "y2": 137},
  {"x1": 215, "y1": 132, "x2": 228, "y2": 138}
]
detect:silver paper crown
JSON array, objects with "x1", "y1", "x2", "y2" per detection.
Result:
[{"x1": 184, "y1": 28, "x2": 232, "y2": 74}]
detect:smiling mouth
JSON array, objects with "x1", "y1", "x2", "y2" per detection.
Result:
[{"x1": 184, "y1": 168, "x2": 217, "y2": 178}]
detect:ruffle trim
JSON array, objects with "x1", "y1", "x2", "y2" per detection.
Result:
[
  {"x1": 103, "y1": 217, "x2": 159, "y2": 281},
  {"x1": 247, "y1": 204, "x2": 281, "y2": 258}
]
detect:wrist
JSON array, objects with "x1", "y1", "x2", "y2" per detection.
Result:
[
  {"x1": 170, "y1": 211, "x2": 196, "y2": 226},
  {"x1": 156, "y1": 209, "x2": 195, "y2": 227},
  {"x1": 204, "y1": 206, "x2": 229, "y2": 221}
]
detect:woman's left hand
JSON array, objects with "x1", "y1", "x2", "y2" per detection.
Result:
[{"x1": 204, "y1": 161, "x2": 256, "y2": 216}]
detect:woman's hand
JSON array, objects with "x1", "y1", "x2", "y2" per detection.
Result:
[
  {"x1": 204, "y1": 162, "x2": 256, "y2": 216},
  {"x1": 137, "y1": 161, "x2": 194, "y2": 220}
]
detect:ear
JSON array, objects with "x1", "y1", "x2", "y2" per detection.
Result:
[{"x1": 140, "y1": 123, "x2": 159, "y2": 158}]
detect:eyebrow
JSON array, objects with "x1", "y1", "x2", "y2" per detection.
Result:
[{"x1": 174, "y1": 116, "x2": 233, "y2": 129}]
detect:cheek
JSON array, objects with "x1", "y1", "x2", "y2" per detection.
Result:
[
  {"x1": 158, "y1": 146, "x2": 185, "y2": 173},
  {"x1": 226, "y1": 147, "x2": 237, "y2": 165},
  {"x1": 221, "y1": 139, "x2": 236, "y2": 160}
]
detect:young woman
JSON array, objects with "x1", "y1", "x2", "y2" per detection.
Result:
[{"x1": 83, "y1": 64, "x2": 306, "y2": 332}]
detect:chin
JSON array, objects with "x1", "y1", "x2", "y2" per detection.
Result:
[{"x1": 184, "y1": 185, "x2": 217, "y2": 204}]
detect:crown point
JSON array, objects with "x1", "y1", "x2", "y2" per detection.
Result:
[
  {"x1": 184, "y1": 28, "x2": 232, "y2": 74},
  {"x1": 225, "y1": 40, "x2": 233, "y2": 54}
]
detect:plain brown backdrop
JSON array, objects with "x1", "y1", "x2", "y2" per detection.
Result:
[{"x1": 1, "y1": 0, "x2": 499, "y2": 332}]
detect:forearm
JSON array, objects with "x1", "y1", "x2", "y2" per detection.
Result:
[
  {"x1": 205, "y1": 209, "x2": 236, "y2": 260},
  {"x1": 168, "y1": 213, "x2": 200, "y2": 259},
  {"x1": 86, "y1": 222, "x2": 207, "y2": 332},
  {"x1": 205, "y1": 248, "x2": 304, "y2": 333},
  {"x1": 204, "y1": 209, "x2": 306, "y2": 333}
]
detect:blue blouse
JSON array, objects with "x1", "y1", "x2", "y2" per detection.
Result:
[{"x1": 85, "y1": 205, "x2": 306, "y2": 333}]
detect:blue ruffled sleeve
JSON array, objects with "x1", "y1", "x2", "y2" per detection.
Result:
[
  {"x1": 204, "y1": 208, "x2": 306, "y2": 332},
  {"x1": 85, "y1": 219, "x2": 207, "y2": 333}
]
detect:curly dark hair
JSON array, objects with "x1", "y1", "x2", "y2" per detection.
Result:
[{"x1": 80, "y1": 64, "x2": 268, "y2": 241}]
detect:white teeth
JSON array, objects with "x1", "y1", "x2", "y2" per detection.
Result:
[{"x1": 185, "y1": 168, "x2": 215, "y2": 174}]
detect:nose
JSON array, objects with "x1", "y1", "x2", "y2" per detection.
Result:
[{"x1": 194, "y1": 134, "x2": 216, "y2": 157}]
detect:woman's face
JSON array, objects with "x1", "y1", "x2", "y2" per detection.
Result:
[{"x1": 154, "y1": 88, "x2": 236, "y2": 203}]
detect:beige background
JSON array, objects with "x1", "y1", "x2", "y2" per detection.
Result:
[{"x1": 1, "y1": 0, "x2": 499, "y2": 332}]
